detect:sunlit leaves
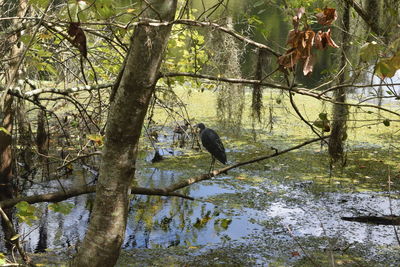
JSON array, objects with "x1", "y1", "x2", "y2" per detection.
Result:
[
  {"x1": 10, "y1": 234, "x2": 21, "y2": 241},
  {"x1": 93, "y1": 0, "x2": 116, "y2": 19},
  {"x1": 28, "y1": 0, "x2": 48, "y2": 8},
  {"x1": 15, "y1": 201, "x2": 38, "y2": 226},
  {"x1": 87, "y1": 134, "x2": 104, "y2": 146},
  {"x1": 166, "y1": 22, "x2": 208, "y2": 82},
  {"x1": 0, "y1": 127, "x2": 11, "y2": 135},
  {"x1": 48, "y1": 202, "x2": 74, "y2": 215},
  {"x1": 0, "y1": 253, "x2": 5, "y2": 266}
]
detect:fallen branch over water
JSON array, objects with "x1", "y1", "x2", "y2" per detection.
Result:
[{"x1": 0, "y1": 135, "x2": 329, "y2": 208}]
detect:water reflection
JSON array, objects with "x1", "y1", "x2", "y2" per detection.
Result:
[{"x1": 0, "y1": 151, "x2": 399, "y2": 265}]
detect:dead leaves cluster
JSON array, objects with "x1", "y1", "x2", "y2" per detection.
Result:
[
  {"x1": 68, "y1": 22, "x2": 87, "y2": 58},
  {"x1": 278, "y1": 7, "x2": 339, "y2": 76}
]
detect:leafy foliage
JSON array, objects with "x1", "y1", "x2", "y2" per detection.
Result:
[
  {"x1": 0, "y1": 253, "x2": 5, "y2": 265},
  {"x1": 165, "y1": 10, "x2": 209, "y2": 84},
  {"x1": 87, "y1": 134, "x2": 104, "y2": 146},
  {"x1": 48, "y1": 202, "x2": 74, "y2": 215},
  {"x1": 15, "y1": 201, "x2": 38, "y2": 226},
  {"x1": 360, "y1": 38, "x2": 400, "y2": 79},
  {"x1": 0, "y1": 127, "x2": 11, "y2": 135}
]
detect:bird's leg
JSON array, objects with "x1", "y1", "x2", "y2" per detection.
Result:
[{"x1": 208, "y1": 156, "x2": 215, "y2": 174}]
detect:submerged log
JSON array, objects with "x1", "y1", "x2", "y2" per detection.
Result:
[{"x1": 341, "y1": 215, "x2": 400, "y2": 225}]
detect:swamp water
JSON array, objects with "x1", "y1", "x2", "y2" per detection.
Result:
[{"x1": 2, "y1": 89, "x2": 400, "y2": 266}]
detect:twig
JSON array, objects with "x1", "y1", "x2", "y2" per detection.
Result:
[
  {"x1": 0, "y1": 0, "x2": 54, "y2": 109},
  {"x1": 166, "y1": 135, "x2": 330, "y2": 192},
  {"x1": 286, "y1": 225, "x2": 321, "y2": 267},
  {"x1": 56, "y1": 151, "x2": 102, "y2": 170},
  {"x1": 0, "y1": 207, "x2": 32, "y2": 266}
]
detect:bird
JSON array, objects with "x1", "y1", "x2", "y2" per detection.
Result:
[{"x1": 195, "y1": 123, "x2": 227, "y2": 173}]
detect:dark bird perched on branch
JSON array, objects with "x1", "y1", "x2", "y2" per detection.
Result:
[{"x1": 195, "y1": 123, "x2": 227, "y2": 173}]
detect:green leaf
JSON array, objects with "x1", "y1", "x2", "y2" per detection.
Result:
[
  {"x1": 313, "y1": 120, "x2": 324, "y2": 129},
  {"x1": 219, "y1": 218, "x2": 232, "y2": 229},
  {"x1": 28, "y1": 0, "x2": 48, "y2": 8},
  {"x1": 0, "y1": 127, "x2": 11, "y2": 135},
  {"x1": 20, "y1": 35, "x2": 32, "y2": 45},
  {"x1": 383, "y1": 119, "x2": 390, "y2": 127},
  {"x1": 49, "y1": 202, "x2": 74, "y2": 215},
  {"x1": 318, "y1": 112, "x2": 328, "y2": 120},
  {"x1": 253, "y1": 0, "x2": 265, "y2": 7},
  {"x1": 95, "y1": 0, "x2": 115, "y2": 19},
  {"x1": 375, "y1": 58, "x2": 397, "y2": 79},
  {"x1": 10, "y1": 234, "x2": 20, "y2": 241},
  {"x1": 389, "y1": 37, "x2": 400, "y2": 51},
  {"x1": 87, "y1": 134, "x2": 104, "y2": 146},
  {"x1": 360, "y1": 42, "x2": 381, "y2": 62},
  {"x1": 15, "y1": 201, "x2": 38, "y2": 226},
  {"x1": 0, "y1": 253, "x2": 5, "y2": 265},
  {"x1": 375, "y1": 51, "x2": 400, "y2": 79}
]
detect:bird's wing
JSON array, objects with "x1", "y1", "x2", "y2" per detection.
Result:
[{"x1": 201, "y1": 128, "x2": 226, "y2": 164}]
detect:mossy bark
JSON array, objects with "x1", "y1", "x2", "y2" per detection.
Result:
[
  {"x1": 71, "y1": 1, "x2": 177, "y2": 266},
  {"x1": 328, "y1": 2, "x2": 350, "y2": 165}
]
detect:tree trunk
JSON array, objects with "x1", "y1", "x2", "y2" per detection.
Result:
[
  {"x1": 328, "y1": 2, "x2": 350, "y2": 165},
  {"x1": 71, "y1": 1, "x2": 177, "y2": 266},
  {"x1": 36, "y1": 110, "x2": 49, "y2": 179},
  {"x1": 16, "y1": 99, "x2": 35, "y2": 177},
  {"x1": 365, "y1": 0, "x2": 381, "y2": 34},
  {"x1": 0, "y1": 0, "x2": 27, "y2": 250}
]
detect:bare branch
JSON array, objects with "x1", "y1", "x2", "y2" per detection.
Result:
[
  {"x1": 166, "y1": 135, "x2": 330, "y2": 192},
  {"x1": 0, "y1": 136, "x2": 328, "y2": 208},
  {"x1": 0, "y1": 207, "x2": 32, "y2": 265}
]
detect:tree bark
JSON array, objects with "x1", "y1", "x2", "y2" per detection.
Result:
[
  {"x1": 71, "y1": 1, "x2": 177, "y2": 266},
  {"x1": 328, "y1": 2, "x2": 350, "y2": 165},
  {"x1": 0, "y1": 0, "x2": 27, "y2": 250},
  {"x1": 36, "y1": 109, "x2": 49, "y2": 179}
]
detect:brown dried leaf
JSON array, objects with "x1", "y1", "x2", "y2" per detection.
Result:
[
  {"x1": 323, "y1": 29, "x2": 339, "y2": 48},
  {"x1": 314, "y1": 30, "x2": 324, "y2": 49},
  {"x1": 316, "y1": 8, "x2": 337, "y2": 25},
  {"x1": 287, "y1": 29, "x2": 297, "y2": 47},
  {"x1": 68, "y1": 22, "x2": 87, "y2": 58},
  {"x1": 295, "y1": 7, "x2": 306, "y2": 20},
  {"x1": 313, "y1": 29, "x2": 339, "y2": 49},
  {"x1": 303, "y1": 53, "x2": 314, "y2": 75},
  {"x1": 302, "y1": 30, "x2": 315, "y2": 57},
  {"x1": 68, "y1": 22, "x2": 80, "y2": 37},
  {"x1": 278, "y1": 48, "x2": 301, "y2": 69},
  {"x1": 74, "y1": 30, "x2": 87, "y2": 58}
]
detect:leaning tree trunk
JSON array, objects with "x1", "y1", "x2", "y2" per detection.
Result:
[
  {"x1": 71, "y1": 1, "x2": 177, "y2": 266},
  {"x1": 328, "y1": 2, "x2": 350, "y2": 165},
  {"x1": 0, "y1": 0, "x2": 27, "y2": 250}
]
